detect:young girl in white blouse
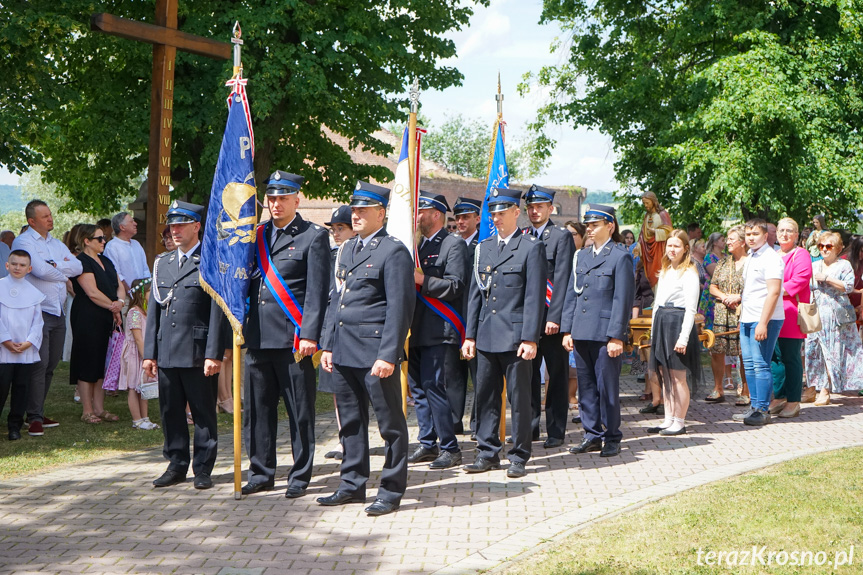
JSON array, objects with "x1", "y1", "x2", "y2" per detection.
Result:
[
  {"x1": 647, "y1": 230, "x2": 702, "y2": 436},
  {"x1": 0, "y1": 250, "x2": 45, "y2": 440}
]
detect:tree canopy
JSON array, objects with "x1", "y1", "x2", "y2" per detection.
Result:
[
  {"x1": 525, "y1": 0, "x2": 863, "y2": 228},
  {"x1": 1, "y1": 0, "x2": 487, "y2": 213},
  {"x1": 421, "y1": 113, "x2": 553, "y2": 182}
]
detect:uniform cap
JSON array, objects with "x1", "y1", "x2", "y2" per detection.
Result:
[
  {"x1": 583, "y1": 203, "x2": 617, "y2": 223},
  {"x1": 417, "y1": 190, "x2": 450, "y2": 213},
  {"x1": 453, "y1": 196, "x2": 482, "y2": 215},
  {"x1": 523, "y1": 184, "x2": 556, "y2": 204},
  {"x1": 166, "y1": 200, "x2": 205, "y2": 225},
  {"x1": 325, "y1": 205, "x2": 352, "y2": 226},
  {"x1": 266, "y1": 171, "x2": 304, "y2": 196},
  {"x1": 487, "y1": 187, "x2": 520, "y2": 213},
  {"x1": 350, "y1": 181, "x2": 390, "y2": 208}
]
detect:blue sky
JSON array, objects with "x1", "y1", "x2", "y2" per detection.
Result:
[{"x1": 0, "y1": 1, "x2": 618, "y2": 192}]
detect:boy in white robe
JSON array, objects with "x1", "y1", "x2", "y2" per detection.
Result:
[{"x1": 0, "y1": 250, "x2": 45, "y2": 440}]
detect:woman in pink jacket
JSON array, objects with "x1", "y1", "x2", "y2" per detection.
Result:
[{"x1": 769, "y1": 217, "x2": 812, "y2": 418}]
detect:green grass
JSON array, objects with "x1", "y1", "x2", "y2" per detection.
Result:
[
  {"x1": 503, "y1": 447, "x2": 863, "y2": 575},
  {"x1": 0, "y1": 361, "x2": 334, "y2": 478}
]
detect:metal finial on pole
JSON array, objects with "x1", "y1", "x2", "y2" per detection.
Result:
[
  {"x1": 410, "y1": 78, "x2": 421, "y2": 114},
  {"x1": 231, "y1": 22, "x2": 243, "y2": 76},
  {"x1": 496, "y1": 71, "x2": 504, "y2": 119}
]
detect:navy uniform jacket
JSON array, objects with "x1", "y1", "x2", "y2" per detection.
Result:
[
  {"x1": 244, "y1": 214, "x2": 330, "y2": 350},
  {"x1": 465, "y1": 233, "x2": 546, "y2": 353},
  {"x1": 321, "y1": 229, "x2": 415, "y2": 368},
  {"x1": 456, "y1": 231, "x2": 478, "y2": 322},
  {"x1": 144, "y1": 245, "x2": 226, "y2": 368},
  {"x1": 561, "y1": 242, "x2": 634, "y2": 342},
  {"x1": 410, "y1": 229, "x2": 469, "y2": 348},
  {"x1": 525, "y1": 220, "x2": 575, "y2": 326}
]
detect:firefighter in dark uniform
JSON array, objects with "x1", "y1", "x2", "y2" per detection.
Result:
[
  {"x1": 447, "y1": 196, "x2": 481, "y2": 437},
  {"x1": 522, "y1": 185, "x2": 575, "y2": 448},
  {"x1": 318, "y1": 205, "x2": 356, "y2": 461},
  {"x1": 144, "y1": 201, "x2": 226, "y2": 490},
  {"x1": 319, "y1": 181, "x2": 415, "y2": 516},
  {"x1": 407, "y1": 191, "x2": 469, "y2": 469},
  {"x1": 461, "y1": 188, "x2": 546, "y2": 478},
  {"x1": 562, "y1": 204, "x2": 634, "y2": 458},
  {"x1": 241, "y1": 171, "x2": 330, "y2": 498}
]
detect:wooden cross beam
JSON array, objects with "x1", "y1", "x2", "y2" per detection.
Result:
[{"x1": 91, "y1": 0, "x2": 231, "y2": 263}]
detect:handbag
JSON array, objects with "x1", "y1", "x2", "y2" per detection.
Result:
[
  {"x1": 138, "y1": 369, "x2": 159, "y2": 400},
  {"x1": 796, "y1": 297, "x2": 822, "y2": 334},
  {"x1": 102, "y1": 327, "x2": 125, "y2": 391}
]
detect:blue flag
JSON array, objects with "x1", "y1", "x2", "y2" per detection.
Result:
[
  {"x1": 479, "y1": 120, "x2": 509, "y2": 241},
  {"x1": 200, "y1": 76, "x2": 257, "y2": 340}
]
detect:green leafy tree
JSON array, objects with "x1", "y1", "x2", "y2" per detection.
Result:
[
  {"x1": 422, "y1": 113, "x2": 553, "y2": 182},
  {"x1": 1, "y1": 0, "x2": 487, "y2": 213},
  {"x1": 523, "y1": 0, "x2": 863, "y2": 229}
]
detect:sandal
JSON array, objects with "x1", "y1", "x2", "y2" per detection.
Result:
[
  {"x1": 81, "y1": 413, "x2": 102, "y2": 424},
  {"x1": 639, "y1": 393, "x2": 652, "y2": 401},
  {"x1": 735, "y1": 395, "x2": 750, "y2": 406},
  {"x1": 723, "y1": 377, "x2": 735, "y2": 390},
  {"x1": 94, "y1": 411, "x2": 119, "y2": 422},
  {"x1": 705, "y1": 390, "x2": 725, "y2": 403}
]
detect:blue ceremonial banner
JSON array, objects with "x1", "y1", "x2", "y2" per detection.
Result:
[
  {"x1": 200, "y1": 75, "x2": 257, "y2": 340},
  {"x1": 479, "y1": 120, "x2": 509, "y2": 241}
]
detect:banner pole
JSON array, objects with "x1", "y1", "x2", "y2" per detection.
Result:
[
  {"x1": 232, "y1": 335, "x2": 242, "y2": 499},
  {"x1": 402, "y1": 79, "x2": 421, "y2": 417}
]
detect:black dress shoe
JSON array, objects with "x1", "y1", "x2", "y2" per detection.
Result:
[
  {"x1": 153, "y1": 469, "x2": 186, "y2": 488},
  {"x1": 284, "y1": 485, "x2": 307, "y2": 499},
  {"x1": 543, "y1": 437, "x2": 564, "y2": 448},
  {"x1": 638, "y1": 402, "x2": 662, "y2": 414},
  {"x1": 569, "y1": 437, "x2": 602, "y2": 454},
  {"x1": 454, "y1": 421, "x2": 465, "y2": 435},
  {"x1": 429, "y1": 451, "x2": 462, "y2": 469},
  {"x1": 194, "y1": 473, "x2": 213, "y2": 489},
  {"x1": 659, "y1": 426, "x2": 686, "y2": 436},
  {"x1": 470, "y1": 432, "x2": 477, "y2": 441},
  {"x1": 8, "y1": 429, "x2": 21, "y2": 441},
  {"x1": 323, "y1": 450, "x2": 343, "y2": 460},
  {"x1": 646, "y1": 425, "x2": 667, "y2": 434},
  {"x1": 241, "y1": 481, "x2": 275, "y2": 495},
  {"x1": 600, "y1": 441, "x2": 621, "y2": 457},
  {"x1": 506, "y1": 462, "x2": 526, "y2": 478},
  {"x1": 365, "y1": 498, "x2": 399, "y2": 516},
  {"x1": 463, "y1": 457, "x2": 501, "y2": 473},
  {"x1": 408, "y1": 445, "x2": 440, "y2": 463},
  {"x1": 572, "y1": 415, "x2": 581, "y2": 424},
  {"x1": 316, "y1": 490, "x2": 366, "y2": 506},
  {"x1": 505, "y1": 435, "x2": 513, "y2": 444},
  {"x1": 532, "y1": 430, "x2": 541, "y2": 441}
]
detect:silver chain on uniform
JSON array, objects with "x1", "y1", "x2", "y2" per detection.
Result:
[
  {"x1": 473, "y1": 242, "x2": 492, "y2": 294},
  {"x1": 151, "y1": 257, "x2": 174, "y2": 307}
]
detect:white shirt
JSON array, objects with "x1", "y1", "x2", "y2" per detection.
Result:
[
  {"x1": 741, "y1": 242, "x2": 785, "y2": 323},
  {"x1": 529, "y1": 221, "x2": 550, "y2": 238},
  {"x1": 103, "y1": 237, "x2": 151, "y2": 287},
  {"x1": 652, "y1": 266, "x2": 701, "y2": 347},
  {"x1": 592, "y1": 237, "x2": 611, "y2": 255},
  {"x1": 497, "y1": 228, "x2": 519, "y2": 246},
  {"x1": 177, "y1": 241, "x2": 201, "y2": 270},
  {"x1": 11, "y1": 227, "x2": 83, "y2": 317},
  {"x1": 0, "y1": 276, "x2": 45, "y2": 364}
]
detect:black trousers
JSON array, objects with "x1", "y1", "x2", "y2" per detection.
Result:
[
  {"x1": 475, "y1": 350, "x2": 532, "y2": 464},
  {"x1": 244, "y1": 349, "x2": 316, "y2": 488},
  {"x1": 158, "y1": 367, "x2": 218, "y2": 476},
  {"x1": 332, "y1": 364, "x2": 408, "y2": 504},
  {"x1": 0, "y1": 363, "x2": 34, "y2": 431},
  {"x1": 443, "y1": 345, "x2": 469, "y2": 433},
  {"x1": 573, "y1": 340, "x2": 622, "y2": 443},
  {"x1": 408, "y1": 344, "x2": 459, "y2": 452},
  {"x1": 530, "y1": 332, "x2": 570, "y2": 440}
]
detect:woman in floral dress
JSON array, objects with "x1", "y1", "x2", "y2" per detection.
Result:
[{"x1": 805, "y1": 232, "x2": 863, "y2": 404}]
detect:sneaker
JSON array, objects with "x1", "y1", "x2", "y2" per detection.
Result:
[
  {"x1": 732, "y1": 407, "x2": 757, "y2": 422},
  {"x1": 27, "y1": 420, "x2": 44, "y2": 436},
  {"x1": 744, "y1": 409, "x2": 771, "y2": 426},
  {"x1": 41, "y1": 417, "x2": 60, "y2": 428},
  {"x1": 141, "y1": 417, "x2": 160, "y2": 430}
]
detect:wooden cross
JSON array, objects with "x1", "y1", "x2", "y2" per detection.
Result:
[{"x1": 91, "y1": 0, "x2": 231, "y2": 263}]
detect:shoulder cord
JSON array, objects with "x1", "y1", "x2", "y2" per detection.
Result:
[
  {"x1": 571, "y1": 248, "x2": 584, "y2": 294},
  {"x1": 151, "y1": 257, "x2": 174, "y2": 307},
  {"x1": 334, "y1": 241, "x2": 347, "y2": 293},
  {"x1": 473, "y1": 242, "x2": 492, "y2": 294}
]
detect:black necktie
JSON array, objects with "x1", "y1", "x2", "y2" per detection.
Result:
[
  {"x1": 354, "y1": 240, "x2": 364, "y2": 257},
  {"x1": 498, "y1": 240, "x2": 505, "y2": 254},
  {"x1": 180, "y1": 254, "x2": 188, "y2": 267},
  {"x1": 533, "y1": 229, "x2": 539, "y2": 238}
]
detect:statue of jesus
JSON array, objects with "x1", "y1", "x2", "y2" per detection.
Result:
[{"x1": 633, "y1": 191, "x2": 672, "y2": 288}]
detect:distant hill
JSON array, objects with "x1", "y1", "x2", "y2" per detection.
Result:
[
  {"x1": 0, "y1": 185, "x2": 24, "y2": 215},
  {"x1": 585, "y1": 189, "x2": 616, "y2": 204}
]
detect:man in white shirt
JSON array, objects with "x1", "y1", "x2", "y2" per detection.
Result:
[
  {"x1": 736, "y1": 219, "x2": 784, "y2": 426},
  {"x1": 11, "y1": 200, "x2": 84, "y2": 435},
  {"x1": 104, "y1": 212, "x2": 151, "y2": 293}
]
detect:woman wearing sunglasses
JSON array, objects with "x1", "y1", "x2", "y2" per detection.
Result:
[
  {"x1": 69, "y1": 224, "x2": 125, "y2": 424},
  {"x1": 805, "y1": 232, "x2": 863, "y2": 405}
]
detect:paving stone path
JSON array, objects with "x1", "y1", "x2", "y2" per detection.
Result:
[{"x1": 2, "y1": 375, "x2": 862, "y2": 575}]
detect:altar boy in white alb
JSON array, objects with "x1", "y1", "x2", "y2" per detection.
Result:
[{"x1": 0, "y1": 250, "x2": 46, "y2": 441}]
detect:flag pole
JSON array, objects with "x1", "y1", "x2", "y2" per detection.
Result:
[
  {"x1": 495, "y1": 73, "x2": 507, "y2": 444},
  {"x1": 402, "y1": 79, "x2": 421, "y2": 416},
  {"x1": 231, "y1": 22, "x2": 244, "y2": 500}
]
